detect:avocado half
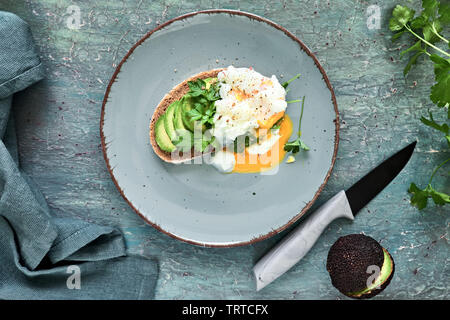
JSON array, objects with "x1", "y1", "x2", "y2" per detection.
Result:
[{"x1": 326, "y1": 234, "x2": 395, "y2": 299}]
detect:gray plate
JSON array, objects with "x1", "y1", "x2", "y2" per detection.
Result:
[{"x1": 101, "y1": 10, "x2": 339, "y2": 247}]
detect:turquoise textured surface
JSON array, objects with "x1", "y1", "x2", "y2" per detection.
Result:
[{"x1": 0, "y1": 0, "x2": 448, "y2": 299}]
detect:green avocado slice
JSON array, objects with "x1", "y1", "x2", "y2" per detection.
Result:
[
  {"x1": 164, "y1": 101, "x2": 178, "y2": 142},
  {"x1": 181, "y1": 98, "x2": 207, "y2": 133},
  {"x1": 174, "y1": 100, "x2": 187, "y2": 131},
  {"x1": 348, "y1": 248, "x2": 393, "y2": 297},
  {"x1": 181, "y1": 97, "x2": 195, "y2": 132},
  {"x1": 173, "y1": 102, "x2": 193, "y2": 151},
  {"x1": 155, "y1": 115, "x2": 176, "y2": 153}
]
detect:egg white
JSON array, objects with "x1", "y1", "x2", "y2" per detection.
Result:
[{"x1": 212, "y1": 66, "x2": 287, "y2": 147}]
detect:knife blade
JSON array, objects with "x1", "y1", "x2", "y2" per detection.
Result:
[
  {"x1": 345, "y1": 141, "x2": 416, "y2": 215},
  {"x1": 253, "y1": 141, "x2": 416, "y2": 291}
]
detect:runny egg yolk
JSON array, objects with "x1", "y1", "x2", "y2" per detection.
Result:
[{"x1": 232, "y1": 114, "x2": 293, "y2": 173}]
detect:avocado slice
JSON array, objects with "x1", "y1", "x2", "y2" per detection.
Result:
[
  {"x1": 164, "y1": 101, "x2": 178, "y2": 142},
  {"x1": 181, "y1": 77, "x2": 217, "y2": 132},
  {"x1": 174, "y1": 100, "x2": 187, "y2": 132},
  {"x1": 181, "y1": 97, "x2": 195, "y2": 132},
  {"x1": 173, "y1": 102, "x2": 193, "y2": 151},
  {"x1": 181, "y1": 98, "x2": 207, "y2": 133},
  {"x1": 155, "y1": 115, "x2": 176, "y2": 153}
]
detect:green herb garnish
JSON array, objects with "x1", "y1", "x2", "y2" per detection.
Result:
[
  {"x1": 271, "y1": 117, "x2": 285, "y2": 131},
  {"x1": 195, "y1": 134, "x2": 215, "y2": 153},
  {"x1": 233, "y1": 135, "x2": 255, "y2": 153},
  {"x1": 185, "y1": 78, "x2": 220, "y2": 127},
  {"x1": 188, "y1": 103, "x2": 216, "y2": 126},
  {"x1": 284, "y1": 96, "x2": 309, "y2": 155},
  {"x1": 409, "y1": 158, "x2": 450, "y2": 209},
  {"x1": 420, "y1": 111, "x2": 450, "y2": 146},
  {"x1": 282, "y1": 73, "x2": 301, "y2": 89},
  {"x1": 389, "y1": 0, "x2": 449, "y2": 210}
]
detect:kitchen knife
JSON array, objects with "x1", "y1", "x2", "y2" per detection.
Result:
[{"x1": 253, "y1": 141, "x2": 417, "y2": 291}]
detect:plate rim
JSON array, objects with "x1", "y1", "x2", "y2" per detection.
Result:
[{"x1": 100, "y1": 9, "x2": 340, "y2": 247}]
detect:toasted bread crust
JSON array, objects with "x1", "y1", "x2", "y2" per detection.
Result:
[{"x1": 149, "y1": 68, "x2": 223, "y2": 163}]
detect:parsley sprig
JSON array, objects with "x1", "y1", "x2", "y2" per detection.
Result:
[
  {"x1": 284, "y1": 96, "x2": 310, "y2": 155},
  {"x1": 409, "y1": 158, "x2": 450, "y2": 209},
  {"x1": 390, "y1": 1, "x2": 450, "y2": 105},
  {"x1": 282, "y1": 73, "x2": 301, "y2": 93},
  {"x1": 389, "y1": 0, "x2": 450, "y2": 210},
  {"x1": 420, "y1": 111, "x2": 450, "y2": 146},
  {"x1": 185, "y1": 78, "x2": 220, "y2": 127}
]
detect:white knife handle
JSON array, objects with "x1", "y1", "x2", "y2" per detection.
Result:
[{"x1": 253, "y1": 190, "x2": 354, "y2": 291}]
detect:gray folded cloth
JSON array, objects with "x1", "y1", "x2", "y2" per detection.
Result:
[{"x1": 0, "y1": 11, "x2": 158, "y2": 299}]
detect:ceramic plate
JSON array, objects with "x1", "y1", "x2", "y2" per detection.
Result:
[{"x1": 101, "y1": 10, "x2": 339, "y2": 247}]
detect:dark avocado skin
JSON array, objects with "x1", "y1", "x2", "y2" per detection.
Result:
[
  {"x1": 351, "y1": 251, "x2": 395, "y2": 299},
  {"x1": 326, "y1": 234, "x2": 387, "y2": 298}
]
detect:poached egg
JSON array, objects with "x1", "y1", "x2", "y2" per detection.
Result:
[
  {"x1": 212, "y1": 66, "x2": 288, "y2": 146},
  {"x1": 210, "y1": 66, "x2": 293, "y2": 173}
]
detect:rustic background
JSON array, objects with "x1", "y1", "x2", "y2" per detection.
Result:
[{"x1": 1, "y1": 0, "x2": 448, "y2": 299}]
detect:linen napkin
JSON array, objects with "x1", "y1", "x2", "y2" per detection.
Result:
[{"x1": 0, "y1": 11, "x2": 158, "y2": 299}]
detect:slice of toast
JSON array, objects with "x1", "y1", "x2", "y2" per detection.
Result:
[{"x1": 149, "y1": 68, "x2": 223, "y2": 163}]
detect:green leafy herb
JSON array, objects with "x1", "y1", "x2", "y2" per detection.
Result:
[
  {"x1": 185, "y1": 78, "x2": 220, "y2": 128},
  {"x1": 233, "y1": 135, "x2": 253, "y2": 153},
  {"x1": 390, "y1": 1, "x2": 450, "y2": 78},
  {"x1": 186, "y1": 79, "x2": 207, "y2": 97},
  {"x1": 284, "y1": 96, "x2": 309, "y2": 155},
  {"x1": 286, "y1": 99, "x2": 303, "y2": 104},
  {"x1": 271, "y1": 124, "x2": 281, "y2": 130},
  {"x1": 270, "y1": 117, "x2": 285, "y2": 131},
  {"x1": 282, "y1": 73, "x2": 301, "y2": 89},
  {"x1": 429, "y1": 54, "x2": 450, "y2": 107},
  {"x1": 390, "y1": 0, "x2": 450, "y2": 210},
  {"x1": 420, "y1": 110, "x2": 450, "y2": 146},
  {"x1": 389, "y1": 5, "x2": 416, "y2": 31},
  {"x1": 284, "y1": 138, "x2": 310, "y2": 154},
  {"x1": 408, "y1": 158, "x2": 450, "y2": 210},
  {"x1": 187, "y1": 103, "x2": 216, "y2": 126},
  {"x1": 195, "y1": 134, "x2": 215, "y2": 152}
]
